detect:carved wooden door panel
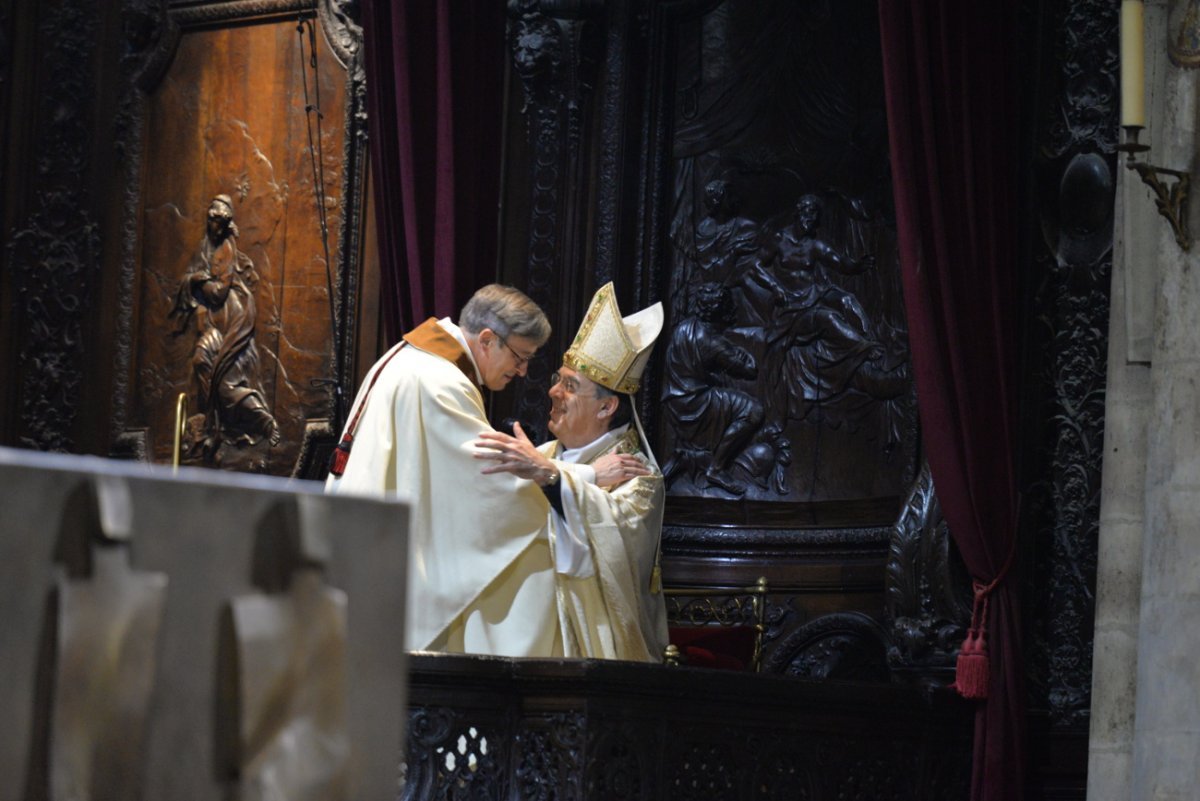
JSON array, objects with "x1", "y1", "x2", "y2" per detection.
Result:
[{"x1": 121, "y1": 1, "x2": 368, "y2": 476}]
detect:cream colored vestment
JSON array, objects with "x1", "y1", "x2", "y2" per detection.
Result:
[
  {"x1": 325, "y1": 319, "x2": 556, "y2": 655},
  {"x1": 327, "y1": 318, "x2": 666, "y2": 661},
  {"x1": 545, "y1": 427, "x2": 669, "y2": 663}
]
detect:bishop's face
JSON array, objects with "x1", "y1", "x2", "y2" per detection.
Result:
[{"x1": 547, "y1": 365, "x2": 614, "y2": 449}]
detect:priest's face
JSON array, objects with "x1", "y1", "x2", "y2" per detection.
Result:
[
  {"x1": 547, "y1": 365, "x2": 615, "y2": 449},
  {"x1": 479, "y1": 330, "x2": 538, "y2": 391}
]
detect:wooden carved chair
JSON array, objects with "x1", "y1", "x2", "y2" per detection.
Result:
[{"x1": 662, "y1": 577, "x2": 768, "y2": 671}]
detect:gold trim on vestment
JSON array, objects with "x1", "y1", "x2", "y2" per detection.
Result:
[{"x1": 403, "y1": 318, "x2": 479, "y2": 386}]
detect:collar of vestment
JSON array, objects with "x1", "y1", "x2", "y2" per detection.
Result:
[
  {"x1": 435, "y1": 317, "x2": 484, "y2": 384},
  {"x1": 557, "y1": 424, "x2": 640, "y2": 465},
  {"x1": 403, "y1": 318, "x2": 480, "y2": 386}
]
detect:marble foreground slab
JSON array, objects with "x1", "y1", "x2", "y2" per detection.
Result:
[{"x1": 0, "y1": 447, "x2": 408, "y2": 801}]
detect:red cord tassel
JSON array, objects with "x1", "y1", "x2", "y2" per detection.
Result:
[
  {"x1": 952, "y1": 583, "x2": 990, "y2": 700},
  {"x1": 328, "y1": 434, "x2": 354, "y2": 477},
  {"x1": 953, "y1": 628, "x2": 989, "y2": 699}
]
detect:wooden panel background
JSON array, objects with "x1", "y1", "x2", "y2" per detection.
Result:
[{"x1": 132, "y1": 18, "x2": 346, "y2": 474}]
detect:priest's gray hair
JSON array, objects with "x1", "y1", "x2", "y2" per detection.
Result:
[{"x1": 460, "y1": 284, "x2": 551, "y2": 345}]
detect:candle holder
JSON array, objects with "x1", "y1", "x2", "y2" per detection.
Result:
[{"x1": 1120, "y1": 125, "x2": 1191, "y2": 251}]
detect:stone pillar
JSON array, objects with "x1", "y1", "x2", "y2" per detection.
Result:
[
  {"x1": 1091, "y1": 2, "x2": 1200, "y2": 799},
  {"x1": 1128, "y1": 39, "x2": 1200, "y2": 794},
  {"x1": 1086, "y1": 154, "x2": 1151, "y2": 801}
]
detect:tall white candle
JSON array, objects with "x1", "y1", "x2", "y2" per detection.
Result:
[{"x1": 1121, "y1": 0, "x2": 1146, "y2": 127}]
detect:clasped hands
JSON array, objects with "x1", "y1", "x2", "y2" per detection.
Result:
[{"x1": 474, "y1": 422, "x2": 650, "y2": 489}]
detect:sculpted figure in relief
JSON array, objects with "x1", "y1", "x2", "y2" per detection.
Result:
[
  {"x1": 747, "y1": 193, "x2": 907, "y2": 425},
  {"x1": 662, "y1": 283, "x2": 765, "y2": 495},
  {"x1": 171, "y1": 195, "x2": 280, "y2": 462}
]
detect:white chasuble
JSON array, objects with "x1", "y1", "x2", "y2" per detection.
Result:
[
  {"x1": 326, "y1": 318, "x2": 556, "y2": 655},
  {"x1": 542, "y1": 428, "x2": 669, "y2": 663}
]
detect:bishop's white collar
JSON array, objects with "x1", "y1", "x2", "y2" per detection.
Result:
[{"x1": 558, "y1": 423, "x2": 632, "y2": 465}]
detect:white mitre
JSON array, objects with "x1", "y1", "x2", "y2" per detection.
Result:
[{"x1": 562, "y1": 282, "x2": 664, "y2": 394}]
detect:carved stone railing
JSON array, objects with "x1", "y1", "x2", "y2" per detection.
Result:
[{"x1": 401, "y1": 653, "x2": 973, "y2": 801}]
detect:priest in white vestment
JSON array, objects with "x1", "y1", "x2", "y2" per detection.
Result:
[
  {"x1": 324, "y1": 284, "x2": 564, "y2": 654},
  {"x1": 326, "y1": 282, "x2": 667, "y2": 662},
  {"x1": 474, "y1": 283, "x2": 670, "y2": 662}
]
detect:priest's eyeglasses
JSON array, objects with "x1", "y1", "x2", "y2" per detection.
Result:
[{"x1": 499, "y1": 337, "x2": 534, "y2": 368}]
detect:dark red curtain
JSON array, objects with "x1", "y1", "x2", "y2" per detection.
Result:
[
  {"x1": 878, "y1": 4, "x2": 1025, "y2": 801},
  {"x1": 362, "y1": 0, "x2": 507, "y2": 342}
]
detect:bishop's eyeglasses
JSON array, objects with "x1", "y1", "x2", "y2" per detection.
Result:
[{"x1": 550, "y1": 372, "x2": 600, "y2": 398}]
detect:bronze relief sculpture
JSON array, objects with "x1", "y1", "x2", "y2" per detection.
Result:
[{"x1": 170, "y1": 195, "x2": 280, "y2": 468}]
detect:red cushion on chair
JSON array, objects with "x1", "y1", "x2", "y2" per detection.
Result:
[{"x1": 668, "y1": 626, "x2": 757, "y2": 671}]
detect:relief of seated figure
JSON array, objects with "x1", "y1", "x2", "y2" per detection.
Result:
[
  {"x1": 662, "y1": 282, "x2": 765, "y2": 496},
  {"x1": 744, "y1": 193, "x2": 908, "y2": 427}
]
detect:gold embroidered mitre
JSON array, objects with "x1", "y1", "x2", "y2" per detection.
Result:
[{"x1": 563, "y1": 282, "x2": 664, "y2": 394}]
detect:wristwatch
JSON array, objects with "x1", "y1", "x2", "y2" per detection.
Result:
[{"x1": 543, "y1": 467, "x2": 560, "y2": 487}]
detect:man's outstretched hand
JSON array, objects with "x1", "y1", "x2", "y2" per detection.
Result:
[
  {"x1": 474, "y1": 422, "x2": 557, "y2": 484},
  {"x1": 474, "y1": 422, "x2": 650, "y2": 488}
]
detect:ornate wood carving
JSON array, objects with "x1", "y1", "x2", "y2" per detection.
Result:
[
  {"x1": 496, "y1": 0, "x2": 917, "y2": 535},
  {"x1": 317, "y1": 0, "x2": 362, "y2": 69},
  {"x1": 642, "y1": 0, "x2": 916, "y2": 515},
  {"x1": 110, "y1": 0, "x2": 177, "y2": 448},
  {"x1": 171, "y1": 0, "x2": 317, "y2": 27},
  {"x1": 111, "y1": 428, "x2": 151, "y2": 462},
  {"x1": 123, "y1": 0, "x2": 177, "y2": 93},
  {"x1": 290, "y1": 418, "x2": 336, "y2": 479},
  {"x1": 402, "y1": 707, "x2": 509, "y2": 801},
  {"x1": 666, "y1": 738, "x2": 737, "y2": 797},
  {"x1": 171, "y1": 195, "x2": 282, "y2": 468},
  {"x1": 660, "y1": 520, "x2": 890, "y2": 675},
  {"x1": 6, "y1": 0, "x2": 101, "y2": 453},
  {"x1": 516, "y1": 712, "x2": 586, "y2": 800},
  {"x1": 1022, "y1": 0, "x2": 1113, "y2": 729},
  {"x1": 590, "y1": 1, "x2": 633, "y2": 291},
  {"x1": 826, "y1": 749, "x2": 914, "y2": 801},
  {"x1": 763, "y1": 611, "x2": 890, "y2": 681},
  {"x1": 883, "y1": 461, "x2": 972, "y2": 688},
  {"x1": 503, "y1": 0, "x2": 606, "y2": 445},
  {"x1": 113, "y1": 2, "x2": 367, "y2": 475},
  {"x1": 403, "y1": 654, "x2": 972, "y2": 801},
  {"x1": 327, "y1": 0, "x2": 369, "y2": 436},
  {"x1": 585, "y1": 720, "x2": 649, "y2": 799}
]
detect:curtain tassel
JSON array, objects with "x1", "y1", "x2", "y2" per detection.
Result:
[
  {"x1": 952, "y1": 582, "x2": 991, "y2": 700},
  {"x1": 953, "y1": 627, "x2": 989, "y2": 699}
]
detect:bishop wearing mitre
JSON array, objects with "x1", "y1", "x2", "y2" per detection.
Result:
[
  {"x1": 329, "y1": 282, "x2": 667, "y2": 662},
  {"x1": 472, "y1": 282, "x2": 669, "y2": 662}
]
